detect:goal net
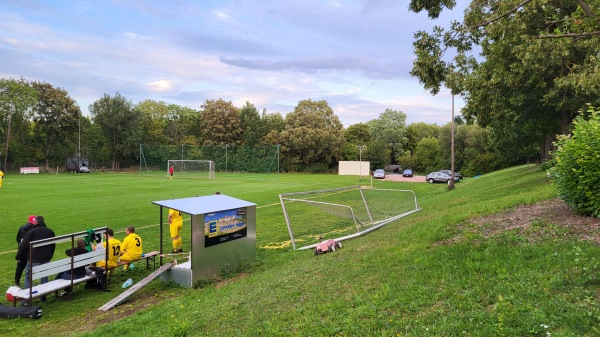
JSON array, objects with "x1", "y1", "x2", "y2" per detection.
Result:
[
  {"x1": 279, "y1": 186, "x2": 421, "y2": 251},
  {"x1": 140, "y1": 144, "x2": 279, "y2": 179},
  {"x1": 167, "y1": 160, "x2": 215, "y2": 179}
]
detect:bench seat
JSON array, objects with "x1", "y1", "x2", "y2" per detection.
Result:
[
  {"x1": 12, "y1": 275, "x2": 96, "y2": 301},
  {"x1": 106, "y1": 251, "x2": 161, "y2": 282}
]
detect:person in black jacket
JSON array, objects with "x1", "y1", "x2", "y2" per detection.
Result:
[
  {"x1": 17, "y1": 216, "x2": 56, "y2": 293},
  {"x1": 56, "y1": 239, "x2": 88, "y2": 296},
  {"x1": 14, "y1": 215, "x2": 36, "y2": 286}
]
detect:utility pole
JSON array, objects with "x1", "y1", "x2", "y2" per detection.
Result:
[
  {"x1": 357, "y1": 145, "x2": 366, "y2": 181},
  {"x1": 0, "y1": 87, "x2": 9, "y2": 171},
  {"x1": 448, "y1": 94, "x2": 455, "y2": 191}
]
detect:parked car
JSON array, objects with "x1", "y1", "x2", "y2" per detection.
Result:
[
  {"x1": 373, "y1": 169, "x2": 385, "y2": 179},
  {"x1": 438, "y1": 170, "x2": 462, "y2": 180},
  {"x1": 402, "y1": 169, "x2": 413, "y2": 177},
  {"x1": 425, "y1": 171, "x2": 460, "y2": 184}
]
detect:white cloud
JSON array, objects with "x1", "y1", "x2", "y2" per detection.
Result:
[{"x1": 0, "y1": 0, "x2": 466, "y2": 124}]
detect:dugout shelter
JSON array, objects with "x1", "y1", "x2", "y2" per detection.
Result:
[{"x1": 152, "y1": 194, "x2": 256, "y2": 287}]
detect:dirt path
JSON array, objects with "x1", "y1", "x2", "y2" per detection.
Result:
[{"x1": 436, "y1": 198, "x2": 600, "y2": 245}]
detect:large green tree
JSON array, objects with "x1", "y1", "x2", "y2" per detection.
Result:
[
  {"x1": 279, "y1": 99, "x2": 344, "y2": 172},
  {"x1": 136, "y1": 100, "x2": 170, "y2": 145},
  {"x1": 260, "y1": 111, "x2": 285, "y2": 146},
  {"x1": 405, "y1": 122, "x2": 440, "y2": 156},
  {"x1": 0, "y1": 78, "x2": 38, "y2": 170},
  {"x1": 367, "y1": 109, "x2": 408, "y2": 165},
  {"x1": 89, "y1": 93, "x2": 142, "y2": 170},
  {"x1": 410, "y1": 0, "x2": 600, "y2": 164},
  {"x1": 340, "y1": 123, "x2": 371, "y2": 161},
  {"x1": 239, "y1": 101, "x2": 264, "y2": 146},
  {"x1": 200, "y1": 99, "x2": 242, "y2": 146},
  {"x1": 30, "y1": 82, "x2": 81, "y2": 170},
  {"x1": 414, "y1": 136, "x2": 440, "y2": 173}
]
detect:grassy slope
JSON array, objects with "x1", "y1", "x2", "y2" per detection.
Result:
[{"x1": 1, "y1": 166, "x2": 598, "y2": 336}]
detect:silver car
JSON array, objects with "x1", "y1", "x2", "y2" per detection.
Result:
[
  {"x1": 425, "y1": 171, "x2": 459, "y2": 183},
  {"x1": 438, "y1": 170, "x2": 462, "y2": 180},
  {"x1": 373, "y1": 169, "x2": 385, "y2": 179}
]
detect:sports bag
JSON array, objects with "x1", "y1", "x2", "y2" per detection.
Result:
[{"x1": 0, "y1": 304, "x2": 42, "y2": 319}]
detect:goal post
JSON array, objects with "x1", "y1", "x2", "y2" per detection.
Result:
[
  {"x1": 167, "y1": 160, "x2": 215, "y2": 179},
  {"x1": 139, "y1": 144, "x2": 280, "y2": 179},
  {"x1": 279, "y1": 186, "x2": 421, "y2": 251}
]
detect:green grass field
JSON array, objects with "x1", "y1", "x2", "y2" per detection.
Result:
[{"x1": 1, "y1": 166, "x2": 598, "y2": 336}]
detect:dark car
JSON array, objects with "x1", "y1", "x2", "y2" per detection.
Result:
[
  {"x1": 425, "y1": 171, "x2": 460, "y2": 184},
  {"x1": 402, "y1": 169, "x2": 413, "y2": 177}
]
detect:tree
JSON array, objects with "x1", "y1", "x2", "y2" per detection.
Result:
[
  {"x1": 461, "y1": 125, "x2": 503, "y2": 176},
  {"x1": 279, "y1": 99, "x2": 344, "y2": 172},
  {"x1": 136, "y1": 100, "x2": 170, "y2": 145},
  {"x1": 200, "y1": 99, "x2": 242, "y2": 146},
  {"x1": 239, "y1": 101, "x2": 264, "y2": 146},
  {"x1": 167, "y1": 104, "x2": 200, "y2": 145},
  {"x1": 30, "y1": 82, "x2": 81, "y2": 170},
  {"x1": 405, "y1": 122, "x2": 440, "y2": 156},
  {"x1": 260, "y1": 111, "x2": 285, "y2": 146},
  {"x1": 367, "y1": 109, "x2": 408, "y2": 165},
  {"x1": 89, "y1": 93, "x2": 142, "y2": 171},
  {"x1": 364, "y1": 140, "x2": 389, "y2": 171},
  {"x1": 344, "y1": 123, "x2": 371, "y2": 145},
  {"x1": 410, "y1": 0, "x2": 600, "y2": 165},
  {"x1": 414, "y1": 136, "x2": 440, "y2": 173},
  {"x1": 0, "y1": 78, "x2": 38, "y2": 170},
  {"x1": 340, "y1": 123, "x2": 371, "y2": 161}
]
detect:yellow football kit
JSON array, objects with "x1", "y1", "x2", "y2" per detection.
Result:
[
  {"x1": 96, "y1": 237, "x2": 122, "y2": 269},
  {"x1": 168, "y1": 209, "x2": 183, "y2": 252},
  {"x1": 120, "y1": 233, "x2": 142, "y2": 262}
]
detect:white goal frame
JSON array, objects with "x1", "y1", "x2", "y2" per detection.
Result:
[
  {"x1": 279, "y1": 186, "x2": 421, "y2": 251},
  {"x1": 167, "y1": 160, "x2": 215, "y2": 179}
]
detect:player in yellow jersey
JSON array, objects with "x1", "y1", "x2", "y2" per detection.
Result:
[
  {"x1": 94, "y1": 228, "x2": 121, "y2": 269},
  {"x1": 168, "y1": 208, "x2": 183, "y2": 253},
  {"x1": 0, "y1": 168, "x2": 4, "y2": 188},
  {"x1": 119, "y1": 226, "x2": 142, "y2": 271}
]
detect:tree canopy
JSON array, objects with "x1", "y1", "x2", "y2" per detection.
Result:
[
  {"x1": 200, "y1": 99, "x2": 242, "y2": 146},
  {"x1": 279, "y1": 99, "x2": 344, "y2": 172},
  {"x1": 89, "y1": 93, "x2": 142, "y2": 170},
  {"x1": 410, "y1": 0, "x2": 600, "y2": 162},
  {"x1": 31, "y1": 81, "x2": 81, "y2": 170}
]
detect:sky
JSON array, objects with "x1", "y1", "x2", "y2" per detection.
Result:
[{"x1": 0, "y1": 0, "x2": 466, "y2": 127}]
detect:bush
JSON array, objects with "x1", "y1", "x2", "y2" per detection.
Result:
[{"x1": 552, "y1": 105, "x2": 600, "y2": 217}]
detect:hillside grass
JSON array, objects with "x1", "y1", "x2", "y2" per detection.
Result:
[{"x1": 0, "y1": 166, "x2": 598, "y2": 336}]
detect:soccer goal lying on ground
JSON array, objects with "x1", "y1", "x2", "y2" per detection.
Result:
[
  {"x1": 167, "y1": 160, "x2": 215, "y2": 179},
  {"x1": 279, "y1": 186, "x2": 421, "y2": 251}
]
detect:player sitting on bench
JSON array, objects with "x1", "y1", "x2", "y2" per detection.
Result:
[{"x1": 119, "y1": 226, "x2": 142, "y2": 271}]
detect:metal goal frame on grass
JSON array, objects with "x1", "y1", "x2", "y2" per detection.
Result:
[
  {"x1": 279, "y1": 185, "x2": 421, "y2": 251},
  {"x1": 166, "y1": 160, "x2": 215, "y2": 179}
]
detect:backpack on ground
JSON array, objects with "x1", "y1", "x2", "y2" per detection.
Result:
[
  {"x1": 85, "y1": 267, "x2": 108, "y2": 291},
  {"x1": 0, "y1": 304, "x2": 42, "y2": 319}
]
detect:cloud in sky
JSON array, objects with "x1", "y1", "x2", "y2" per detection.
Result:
[{"x1": 0, "y1": 0, "x2": 465, "y2": 126}]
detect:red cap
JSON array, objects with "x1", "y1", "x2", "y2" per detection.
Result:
[{"x1": 28, "y1": 215, "x2": 36, "y2": 223}]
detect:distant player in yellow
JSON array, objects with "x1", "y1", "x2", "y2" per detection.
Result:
[
  {"x1": 120, "y1": 226, "x2": 142, "y2": 271},
  {"x1": 94, "y1": 228, "x2": 121, "y2": 269},
  {"x1": 0, "y1": 168, "x2": 4, "y2": 188},
  {"x1": 168, "y1": 208, "x2": 183, "y2": 253}
]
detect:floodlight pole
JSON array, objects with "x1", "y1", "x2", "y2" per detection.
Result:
[
  {"x1": 1, "y1": 87, "x2": 10, "y2": 171},
  {"x1": 357, "y1": 145, "x2": 366, "y2": 181}
]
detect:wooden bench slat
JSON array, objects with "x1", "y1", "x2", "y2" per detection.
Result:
[
  {"x1": 13, "y1": 275, "x2": 96, "y2": 299},
  {"x1": 30, "y1": 250, "x2": 106, "y2": 280}
]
